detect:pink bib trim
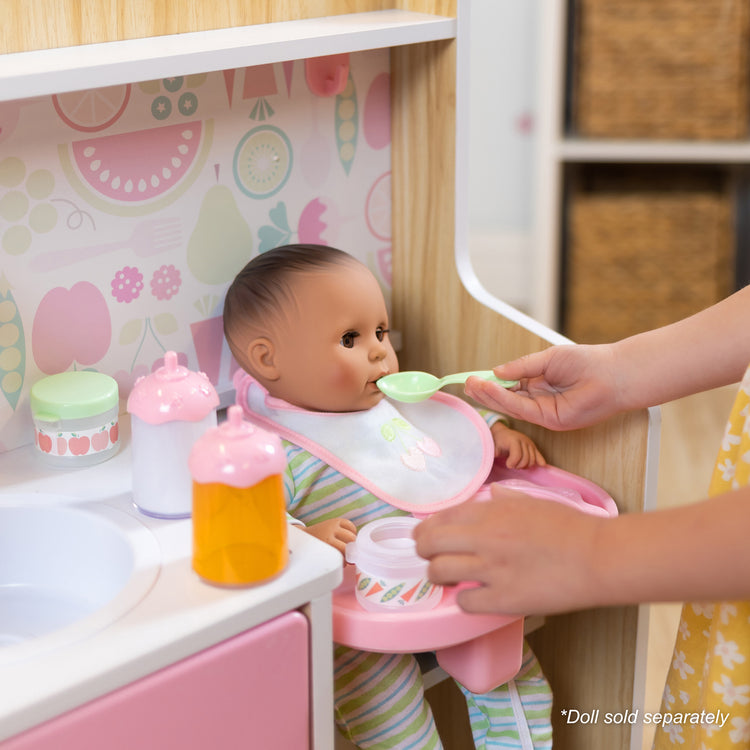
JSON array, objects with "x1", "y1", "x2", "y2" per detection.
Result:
[{"x1": 233, "y1": 371, "x2": 495, "y2": 514}]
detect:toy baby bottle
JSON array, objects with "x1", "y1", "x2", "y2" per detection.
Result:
[
  {"x1": 127, "y1": 351, "x2": 219, "y2": 518},
  {"x1": 189, "y1": 405, "x2": 288, "y2": 587}
]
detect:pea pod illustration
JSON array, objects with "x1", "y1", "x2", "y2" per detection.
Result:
[
  {"x1": 416, "y1": 580, "x2": 434, "y2": 601},
  {"x1": 357, "y1": 576, "x2": 372, "y2": 592},
  {"x1": 0, "y1": 276, "x2": 25, "y2": 410},
  {"x1": 335, "y1": 74, "x2": 358, "y2": 175},
  {"x1": 380, "y1": 583, "x2": 404, "y2": 603}
]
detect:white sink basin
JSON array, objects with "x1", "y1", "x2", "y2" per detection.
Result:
[{"x1": 0, "y1": 496, "x2": 160, "y2": 664}]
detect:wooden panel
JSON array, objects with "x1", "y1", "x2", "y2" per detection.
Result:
[
  {"x1": 390, "y1": 13, "x2": 650, "y2": 750},
  {"x1": 0, "y1": 0, "x2": 390, "y2": 54},
  {"x1": 1, "y1": 1, "x2": 463, "y2": 55}
]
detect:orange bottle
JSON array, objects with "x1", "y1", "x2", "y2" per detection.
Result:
[{"x1": 189, "y1": 405, "x2": 287, "y2": 587}]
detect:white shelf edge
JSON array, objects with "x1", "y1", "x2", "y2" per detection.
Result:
[
  {"x1": 0, "y1": 10, "x2": 456, "y2": 102},
  {"x1": 557, "y1": 137, "x2": 750, "y2": 164}
]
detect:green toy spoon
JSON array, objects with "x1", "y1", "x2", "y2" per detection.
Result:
[{"x1": 376, "y1": 370, "x2": 518, "y2": 403}]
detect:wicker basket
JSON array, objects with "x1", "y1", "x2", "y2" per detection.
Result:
[
  {"x1": 572, "y1": 0, "x2": 750, "y2": 139},
  {"x1": 563, "y1": 166, "x2": 734, "y2": 344}
]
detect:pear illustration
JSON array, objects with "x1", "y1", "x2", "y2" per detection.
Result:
[{"x1": 188, "y1": 173, "x2": 254, "y2": 285}]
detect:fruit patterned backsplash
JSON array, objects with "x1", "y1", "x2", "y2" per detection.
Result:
[{"x1": 0, "y1": 50, "x2": 392, "y2": 452}]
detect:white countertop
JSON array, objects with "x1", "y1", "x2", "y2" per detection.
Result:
[{"x1": 0, "y1": 417, "x2": 343, "y2": 742}]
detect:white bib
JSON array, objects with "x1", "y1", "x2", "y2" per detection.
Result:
[{"x1": 234, "y1": 373, "x2": 494, "y2": 514}]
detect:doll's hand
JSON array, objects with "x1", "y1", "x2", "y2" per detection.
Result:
[
  {"x1": 490, "y1": 422, "x2": 546, "y2": 469},
  {"x1": 303, "y1": 517, "x2": 357, "y2": 555}
]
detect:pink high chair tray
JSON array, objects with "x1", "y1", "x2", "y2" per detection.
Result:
[{"x1": 332, "y1": 458, "x2": 617, "y2": 692}]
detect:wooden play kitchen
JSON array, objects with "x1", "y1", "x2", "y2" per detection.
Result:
[{"x1": 1, "y1": 3, "x2": 655, "y2": 749}]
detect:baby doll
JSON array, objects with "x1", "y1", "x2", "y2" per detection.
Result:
[{"x1": 223, "y1": 244, "x2": 552, "y2": 750}]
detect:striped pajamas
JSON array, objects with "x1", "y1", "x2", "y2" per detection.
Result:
[{"x1": 283, "y1": 440, "x2": 553, "y2": 749}]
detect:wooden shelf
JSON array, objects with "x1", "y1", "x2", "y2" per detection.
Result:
[
  {"x1": 558, "y1": 137, "x2": 750, "y2": 164},
  {"x1": 0, "y1": 9, "x2": 455, "y2": 102}
]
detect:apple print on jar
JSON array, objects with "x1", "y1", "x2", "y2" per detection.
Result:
[{"x1": 30, "y1": 371, "x2": 120, "y2": 468}]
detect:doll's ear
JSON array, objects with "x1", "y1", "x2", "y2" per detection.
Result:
[{"x1": 247, "y1": 337, "x2": 280, "y2": 381}]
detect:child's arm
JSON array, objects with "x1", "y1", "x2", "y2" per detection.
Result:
[
  {"x1": 415, "y1": 482, "x2": 750, "y2": 614},
  {"x1": 490, "y1": 421, "x2": 546, "y2": 469},
  {"x1": 302, "y1": 518, "x2": 357, "y2": 554}
]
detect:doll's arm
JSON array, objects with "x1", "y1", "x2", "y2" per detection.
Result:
[
  {"x1": 490, "y1": 420, "x2": 546, "y2": 469},
  {"x1": 303, "y1": 517, "x2": 357, "y2": 554}
]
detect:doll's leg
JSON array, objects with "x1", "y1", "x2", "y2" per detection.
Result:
[
  {"x1": 333, "y1": 644, "x2": 443, "y2": 749},
  {"x1": 457, "y1": 641, "x2": 552, "y2": 749}
]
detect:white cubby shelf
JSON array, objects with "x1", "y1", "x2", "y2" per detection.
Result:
[{"x1": 0, "y1": 10, "x2": 455, "y2": 102}]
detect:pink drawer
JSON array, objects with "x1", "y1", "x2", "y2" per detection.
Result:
[{"x1": 4, "y1": 611, "x2": 309, "y2": 750}]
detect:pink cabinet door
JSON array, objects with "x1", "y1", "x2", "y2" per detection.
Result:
[{"x1": 4, "y1": 611, "x2": 309, "y2": 750}]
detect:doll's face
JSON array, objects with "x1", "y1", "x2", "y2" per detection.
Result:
[{"x1": 257, "y1": 261, "x2": 399, "y2": 412}]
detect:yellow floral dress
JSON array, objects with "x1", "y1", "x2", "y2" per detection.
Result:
[{"x1": 653, "y1": 367, "x2": 750, "y2": 748}]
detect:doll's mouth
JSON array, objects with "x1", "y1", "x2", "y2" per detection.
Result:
[{"x1": 370, "y1": 373, "x2": 390, "y2": 391}]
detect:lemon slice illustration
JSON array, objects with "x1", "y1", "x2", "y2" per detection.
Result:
[
  {"x1": 233, "y1": 125, "x2": 292, "y2": 199},
  {"x1": 53, "y1": 85, "x2": 131, "y2": 132}
]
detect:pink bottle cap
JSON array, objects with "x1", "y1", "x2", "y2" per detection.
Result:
[
  {"x1": 126, "y1": 350, "x2": 219, "y2": 425},
  {"x1": 188, "y1": 405, "x2": 285, "y2": 488}
]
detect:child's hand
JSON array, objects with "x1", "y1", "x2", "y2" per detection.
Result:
[
  {"x1": 491, "y1": 422, "x2": 546, "y2": 469},
  {"x1": 303, "y1": 517, "x2": 357, "y2": 554}
]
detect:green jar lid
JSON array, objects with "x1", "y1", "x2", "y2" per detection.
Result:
[{"x1": 30, "y1": 372, "x2": 119, "y2": 421}]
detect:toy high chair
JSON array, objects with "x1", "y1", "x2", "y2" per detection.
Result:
[{"x1": 333, "y1": 459, "x2": 619, "y2": 694}]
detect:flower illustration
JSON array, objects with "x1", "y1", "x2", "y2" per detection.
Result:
[
  {"x1": 151, "y1": 264, "x2": 181, "y2": 300},
  {"x1": 713, "y1": 674, "x2": 750, "y2": 705},
  {"x1": 719, "y1": 602, "x2": 738, "y2": 625},
  {"x1": 672, "y1": 650, "x2": 695, "y2": 680},
  {"x1": 730, "y1": 716, "x2": 750, "y2": 743},
  {"x1": 720, "y1": 431, "x2": 741, "y2": 452},
  {"x1": 665, "y1": 723, "x2": 684, "y2": 744},
  {"x1": 691, "y1": 602, "x2": 715, "y2": 619},
  {"x1": 111, "y1": 266, "x2": 144, "y2": 303},
  {"x1": 717, "y1": 457, "x2": 736, "y2": 482},
  {"x1": 678, "y1": 618, "x2": 691, "y2": 640},
  {"x1": 662, "y1": 684, "x2": 676, "y2": 708},
  {"x1": 714, "y1": 632, "x2": 746, "y2": 670}
]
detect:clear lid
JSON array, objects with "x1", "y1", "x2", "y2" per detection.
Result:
[
  {"x1": 126, "y1": 351, "x2": 219, "y2": 425},
  {"x1": 188, "y1": 405, "x2": 285, "y2": 488},
  {"x1": 345, "y1": 517, "x2": 428, "y2": 579}
]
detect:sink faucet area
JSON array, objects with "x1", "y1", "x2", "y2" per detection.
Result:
[
  {"x1": 0, "y1": 417, "x2": 342, "y2": 743},
  {"x1": 0, "y1": 499, "x2": 160, "y2": 664}
]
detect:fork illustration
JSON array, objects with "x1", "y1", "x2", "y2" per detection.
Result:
[{"x1": 31, "y1": 217, "x2": 182, "y2": 272}]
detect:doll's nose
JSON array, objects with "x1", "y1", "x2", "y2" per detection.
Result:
[{"x1": 370, "y1": 340, "x2": 388, "y2": 361}]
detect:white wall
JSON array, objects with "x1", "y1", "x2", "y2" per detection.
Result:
[{"x1": 467, "y1": 0, "x2": 538, "y2": 313}]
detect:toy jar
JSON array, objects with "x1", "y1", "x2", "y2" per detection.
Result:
[
  {"x1": 345, "y1": 517, "x2": 442, "y2": 613},
  {"x1": 189, "y1": 405, "x2": 288, "y2": 587},
  {"x1": 30, "y1": 371, "x2": 120, "y2": 468},
  {"x1": 127, "y1": 351, "x2": 219, "y2": 518}
]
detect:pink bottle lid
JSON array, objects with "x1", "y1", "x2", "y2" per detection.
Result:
[
  {"x1": 126, "y1": 350, "x2": 219, "y2": 425},
  {"x1": 188, "y1": 405, "x2": 285, "y2": 488}
]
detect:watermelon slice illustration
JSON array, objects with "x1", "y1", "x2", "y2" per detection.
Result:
[{"x1": 59, "y1": 120, "x2": 213, "y2": 217}]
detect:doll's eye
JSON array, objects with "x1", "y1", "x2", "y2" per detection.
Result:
[
  {"x1": 375, "y1": 327, "x2": 389, "y2": 342},
  {"x1": 341, "y1": 331, "x2": 359, "y2": 348}
]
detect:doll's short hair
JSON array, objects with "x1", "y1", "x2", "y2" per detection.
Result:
[{"x1": 223, "y1": 243, "x2": 360, "y2": 367}]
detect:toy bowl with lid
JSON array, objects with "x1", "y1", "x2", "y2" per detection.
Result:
[
  {"x1": 345, "y1": 516, "x2": 442, "y2": 613},
  {"x1": 30, "y1": 371, "x2": 120, "y2": 468}
]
